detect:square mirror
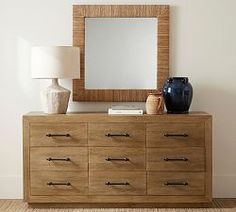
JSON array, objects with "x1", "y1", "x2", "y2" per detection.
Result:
[
  {"x1": 73, "y1": 5, "x2": 169, "y2": 102},
  {"x1": 85, "y1": 18, "x2": 158, "y2": 90}
]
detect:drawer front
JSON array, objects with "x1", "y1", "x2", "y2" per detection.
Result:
[
  {"x1": 89, "y1": 171, "x2": 146, "y2": 195},
  {"x1": 30, "y1": 123, "x2": 87, "y2": 147},
  {"x1": 30, "y1": 147, "x2": 88, "y2": 171},
  {"x1": 147, "y1": 122, "x2": 205, "y2": 147},
  {"x1": 147, "y1": 147, "x2": 205, "y2": 171},
  {"x1": 89, "y1": 123, "x2": 145, "y2": 147},
  {"x1": 89, "y1": 147, "x2": 145, "y2": 170},
  {"x1": 147, "y1": 172, "x2": 205, "y2": 195},
  {"x1": 31, "y1": 171, "x2": 88, "y2": 195}
]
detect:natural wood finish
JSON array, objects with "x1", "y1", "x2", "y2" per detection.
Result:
[
  {"x1": 23, "y1": 112, "x2": 211, "y2": 123},
  {"x1": 88, "y1": 123, "x2": 145, "y2": 147},
  {"x1": 147, "y1": 147, "x2": 205, "y2": 171},
  {"x1": 27, "y1": 195, "x2": 212, "y2": 204},
  {"x1": 213, "y1": 198, "x2": 236, "y2": 208},
  {"x1": 89, "y1": 147, "x2": 145, "y2": 170},
  {"x1": 72, "y1": 5, "x2": 169, "y2": 102},
  {"x1": 23, "y1": 118, "x2": 30, "y2": 202},
  {"x1": 89, "y1": 171, "x2": 146, "y2": 195},
  {"x1": 30, "y1": 171, "x2": 88, "y2": 196},
  {"x1": 205, "y1": 117, "x2": 213, "y2": 201},
  {"x1": 28, "y1": 203, "x2": 213, "y2": 208},
  {"x1": 30, "y1": 123, "x2": 87, "y2": 147},
  {"x1": 23, "y1": 112, "x2": 212, "y2": 206},
  {"x1": 147, "y1": 172, "x2": 205, "y2": 195},
  {"x1": 30, "y1": 147, "x2": 88, "y2": 171},
  {"x1": 89, "y1": 122, "x2": 145, "y2": 131},
  {"x1": 147, "y1": 122, "x2": 205, "y2": 147}
]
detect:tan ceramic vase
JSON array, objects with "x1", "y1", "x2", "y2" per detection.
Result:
[{"x1": 146, "y1": 91, "x2": 164, "y2": 115}]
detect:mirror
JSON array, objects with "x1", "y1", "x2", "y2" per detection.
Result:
[
  {"x1": 85, "y1": 18, "x2": 158, "y2": 89},
  {"x1": 73, "y1": 5, "x2": 169, "y2": 102}
]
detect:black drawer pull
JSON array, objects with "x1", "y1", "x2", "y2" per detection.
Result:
[
  {"x1": 106, "y1": 157, "x2": 130, "y2": 161},
  {"x1": 105, "y1": 182, "x2": 130, "y2": 186},
  {"x1": 47, "y1": 182, "x2": 71, "y2": 186},
  {"x1": 164, "y1": 181, "x2": 188, "y2": 186},
  {"x1": 105, "y1": 133, "x2": 130, "y2": 137},
  {"x1": 47, "y1": 157, "x2": 71, "y2": 162},
  {"x1": 46, "y1": 133, "x2": 70, "y2": 137},
  {"x1": 163, "y1": 157, "x2": 188, "y2": 161},
  {"x1": 164, "y1": 133, "x2": 188, "y2": 137}
]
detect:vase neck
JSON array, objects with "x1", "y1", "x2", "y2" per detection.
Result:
[
  {"x1": 51, "y1": 78, "x2": 59, "y2": 86},
  {"x1": 169, "y1": 77, "x2": 188, "y2": 83}
]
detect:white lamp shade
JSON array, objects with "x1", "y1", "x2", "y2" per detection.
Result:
[{"x1": 31, "y1": 46, "x2": 80, "y2": 79}]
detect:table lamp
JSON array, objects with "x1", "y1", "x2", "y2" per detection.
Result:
[{"x1": 31, "y1": 46, "x2": 80, "y2": 114}]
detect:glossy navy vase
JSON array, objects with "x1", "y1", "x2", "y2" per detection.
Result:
[{"x1": 162, "y1": 77, "x2": 193, "y2": 114}]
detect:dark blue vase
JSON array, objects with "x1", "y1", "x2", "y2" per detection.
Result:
[{"x1": 162, "y1": 77, "x2": 193, "y2": 114}]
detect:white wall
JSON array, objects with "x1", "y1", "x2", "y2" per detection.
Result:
[{"x1": 0, "y1": 0, "x2": 236, "y2": 198}]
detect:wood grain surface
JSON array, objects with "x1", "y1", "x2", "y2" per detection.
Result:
[
  {"x1": 30, "y1": 123, "x2": 87, "y2": 147},
  {"x1": 73, "y1": 5, "x2": 169, "y2": 101},
  {"x1": 30, "y1": 171, "x2": 88, "y2": 196},
  {"x1": 147, "y1": 122, "x2": 205, "y2": 147},
  {"x1": 88, "y1": 123, "x2": 145, "y2": 147},
  {"x1": 89, "y1": 171, "x2": 146, "y2": 195},
  {"x1": 147, "y1": 147, "x2": 205, "y2": 171},
  {"x1": 23, "y1": 112, "x2": 212, "y2": 205},
  {"x1": 30, "y1": 147, "x2": 88, "y2": 171},
  {"x1": 89, "y1": 147, "x2": 145, "y2": 170},
  {"x1": 147, "y1": 172, "x2": 205, "y2": 196}
]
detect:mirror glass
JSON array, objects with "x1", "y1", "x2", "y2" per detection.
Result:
[{"x1": 85, "y1": 18, "x2": 158, "y2": 89}]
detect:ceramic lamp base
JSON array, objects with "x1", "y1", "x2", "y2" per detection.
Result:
[{"x1": 40, "y1": 79, "x2": 70, "y2": 114}]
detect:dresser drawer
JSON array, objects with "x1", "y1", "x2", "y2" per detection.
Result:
[
  {"x1": 30, "y1": 147, "x2": 88, "y2": 171},
  {"x1": 89, "y1": 147, "x2": 145, "y2": 170},
  {"x1": 147, "y1": 147, "x2": 205, "y2": 171},
  {"x1": 88, "y1": 123, "x2": 145, "y2": 147},
  {"x1": 30, "y1": 123, "x2": 87, "y2": 147},
  {"x1": 30, "y1": 171, "x2": 88, "y2": 196},
  {"x1": 147, "y1": 122, "x2": 205, "y2": 147},
  {"x1": 147, "y1": 172, "x2": 205, "y2": 195},
  {"x1": 89, "y1": 171, "x2": 146, "y2": 195}
]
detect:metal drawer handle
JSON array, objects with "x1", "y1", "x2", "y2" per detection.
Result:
[
  {"x1": 105, "y1": 182, "x2": 130, "y2": 186},
  {"x1": 163, "y1": 157, "x2": 188, "y2": 162},
  {"x1": 46, "y1": 133, "x2": 70, "y2": 137},
  {"x1": 47, "y1": 157, "x2": 71, "y2": 162},
  {"x1": 47, "y1": 182, "x2": 71, "y2": 186},
  {"x1": 164, "y1": 133, "x2": 188, "y2": 137},
  {"x1": 105, "y1": 133, "x2": 130, "y2": 137},
  {"x1": 106, "y1": 157, "x2": 130, "y2": 161},
  {"x1": 164, "y1": 181, "x2": 188, "y2": 186}
]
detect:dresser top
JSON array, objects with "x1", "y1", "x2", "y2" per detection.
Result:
[
  {"x1": 23, "y1": 111, "x2": 211, "y2": 122},
  {"x1": 25, "y1": 111, "x2": 210, "y2": 116}
]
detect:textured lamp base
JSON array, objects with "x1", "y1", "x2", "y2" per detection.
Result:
[{"x1": 40, "y1": 79, "x2": 70, "y2": 114}]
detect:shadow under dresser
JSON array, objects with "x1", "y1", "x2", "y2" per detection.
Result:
[{"x1": 23, "y1": 112, "x2": 212, "y2": 207}]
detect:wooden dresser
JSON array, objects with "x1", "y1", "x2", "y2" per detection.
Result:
[{"x1": 23, "y1": 112, "x2": 212, "y2": 207}]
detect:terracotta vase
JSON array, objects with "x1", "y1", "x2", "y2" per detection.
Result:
[{"x1": 146, "y1": 92, "x2": 164, "y2": 115}]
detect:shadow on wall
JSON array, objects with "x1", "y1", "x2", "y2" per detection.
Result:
[
  {"x1": 192, "y1": 84, "x2": 236, "y2": 175},
  {"x1": 192, "y1": 84, "x2": 235, "y2": 127},
  {"x1": 68, "y1": 99, "x2": 146, "y2": 112},
  {"x1": 16, "y1": 37, "x2": 49, "y2": 111},
  {"x1": 169, "y1": 5, "x2": 178, "y2": 75}
]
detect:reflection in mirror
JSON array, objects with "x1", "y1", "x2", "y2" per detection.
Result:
[{"x1": 85, "y1": 18, "x2": 158, "y2": 89}]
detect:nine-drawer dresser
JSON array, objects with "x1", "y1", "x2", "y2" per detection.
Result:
[{"x1": 23, "y1": 112, "x2": 212, "y2": 207}]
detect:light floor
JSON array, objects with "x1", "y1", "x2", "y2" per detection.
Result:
[{"x1": 0, "y1": 199, "x2": 235, "y2": 212}]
